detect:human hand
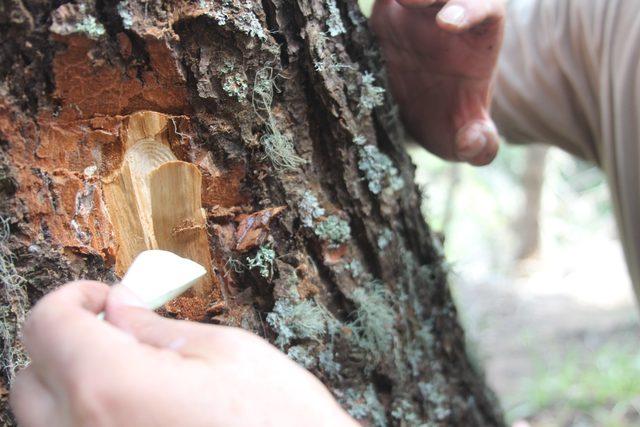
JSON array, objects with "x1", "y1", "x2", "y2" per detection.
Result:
[
  {"x1": 10, "y1": 281, "x2": 356, "y2": 427},
  {"x1": 370, "y1": 0, "x2": 506, "y2": 165}
]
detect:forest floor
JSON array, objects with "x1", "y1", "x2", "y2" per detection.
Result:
[{"x1": 452, "y1": 238, "x2": 640, "y2": 427}]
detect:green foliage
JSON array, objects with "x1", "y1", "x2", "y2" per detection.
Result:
[
  {"x1": 507, "y1": 342, "x2": 640, "y2": 425},
  {"x1": 0, "y1": 217, "x2": 29, "y2": 385},
  {"x1": 298, "y1": 191, "x2": 325, "y2": 228},
  {"x1": 252, "y1": 67, "x2": 306, "y2": 172},
  {"x1": 246, "y1": 245, "x2": 276, "y2": 279},
  {"x1": 356, "y1": 139, "x2": 404, "y2": 195},
  {"x1": 349, "y1": 280, "x2": 395, "y2": 361},
  {"x1": 266, "y1": 299, "x2": 327, "y2": 348},
  {"x1": 314, "y1": 215, "x2": 351, "y2": 247}
]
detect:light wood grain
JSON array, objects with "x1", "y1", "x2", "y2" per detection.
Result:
[
  {"x1": 150, "y1": 161, "x2": 211, "y2": 295},
  {"x1": 102, "y1": 111, "x2": 213, "y2": 295}
]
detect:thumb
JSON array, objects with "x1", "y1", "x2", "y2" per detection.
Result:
[
  {"x1": 104, "y1": 285, "x2": 220, "y2": 359},
  {"x1": 455, "y1": 119, "x2": 500, "y2": 166}
]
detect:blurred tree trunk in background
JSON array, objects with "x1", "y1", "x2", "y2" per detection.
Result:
[
  {"x1": 441, "y1": 164, "x2": 461, "y2": 236},
  {"x1": 0, "y1": 0, "x2": 503, "y2": 425},
  {"x1": 514, "y1": 145, "x2": 548, "y2": 261}
]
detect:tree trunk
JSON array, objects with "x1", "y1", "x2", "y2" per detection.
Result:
[
  {"x1": 0, "y1": 0, "x2": 503, "y2": 425},
  {"x1": 514, "y1": 145, "x2": 548, "y2": 262}
]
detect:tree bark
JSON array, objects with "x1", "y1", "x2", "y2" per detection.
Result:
[{"x1": 0, "y1": 0, "x2": 503, "y2": 425}]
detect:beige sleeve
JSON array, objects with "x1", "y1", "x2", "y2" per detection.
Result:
[{"x1": 492, "y1": 0, "x2": 640, "y2": 303}]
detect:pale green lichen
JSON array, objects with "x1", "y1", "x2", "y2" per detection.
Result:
[
  {"x1": 50, "y1": 3, "x2": 105, "y2": 39},
  {"x1": 0, "y1": 217, "x2": 29, "y2": 385},
  {"x1": 198, "y1": 0, "x2": 228, "y2": 25},
  {"x1": 75, "y1": 15, "x2": 106, "y2": 39},
  {"x1": 345, "y1": 259, "x2": 364, "y2": 278},
  {"x1": 214, "y1": 10, "x2": 228, "y2": 25},
  {"x1": 314, "y1": 54, "x2": 353, "y2": 73},
  {"x1": 358, "y1": 72, "x2": 385, "y2": 115},
  {"x1": 417, "y1": 322, "x2": 435, "y2": 348},
  {"x1": 318, "y1": 346, "x2": 342, "y2": 378},
  {"x1": 391, "y1": 399, "x2": 420, "y2": 423},
  {"x1": 314, "y1": 215, "x2": 351, "y2": 247},
  {"x1": 405, "y1": 340, "x2": 424, "y2": 377},
  {"x1": 246, "y1": 245, "x2": 276, "y2": 279},
  {"x1": 267, "y1": 299, "x2": 327, "y2": 348},
  {"x1": 342, "y1": 388, "x2": 368, "y2": 419},
  {"x1": 358, "y1": 143, "x2": 404, "y2": 195},
  {"x1": 218, "y1": 60, "x2": 248, "y2": 101},
  {"x1": 219, "y1": 59, "x2": 235, "y2": 74},
  {"x1": 326, "y1": 0, "x2": 346, "y2": 36},
  {"x1": 418, "y1": 378, "x2": 452, "y2": 421},
  {"x1": 353, "y1": 134, "x2": 367, "y2": 146},
  {"x1": 235, "y1": 9, "x2": 267, "y2": 41},
  {"x1": 117, "y1": 1, "x2": 133, "y2": 29},
  {"x1": 377, "y1": 228, "x2": 393, "y2": 250},
  {"x1": 341, "y1": 385, "x2": 387, "y2": 426},
  {"x1": 262, "y1": 133, "x2": 306, "y2": 171},
  {"x1": 252, "y1": 67, "x2": 306, "y2": 172},
  {"x1": 287, "y1": 345, "x2": 316, "y2": 368},
  {"x1": 405, "y1": 324, "x2": 435, "y2": 378},
  {"x1": 364, "y1": 385, "x2": 388, "y2": 427},
  {"x1": 224, "y1": 257, "x2": 246, "y2": 277},
  {"x1": 222, "y1": 72, "x2": 249, "y2": 101},
  {"x1": 298, "y1": 191, "x2": 325, "y2": 228},
  {"x1": 350, "y1": 280, "x2": 395, "y2": 361}
]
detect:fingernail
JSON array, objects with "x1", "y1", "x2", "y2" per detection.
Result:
[
  {"x1": 109, "y1": 284, "x2": 148, "y2": 309},
  {"x1": 439, "y1": 5, "x2": 466, "y2": 26}
]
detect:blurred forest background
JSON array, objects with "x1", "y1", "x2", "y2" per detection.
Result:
[{"x1": 409, "y1": 142, "x2": 640, "y2": 427}]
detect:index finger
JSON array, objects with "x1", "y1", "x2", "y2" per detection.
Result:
[{"x1": 22, "y1": 281, "x2": 134, "y2": 385}]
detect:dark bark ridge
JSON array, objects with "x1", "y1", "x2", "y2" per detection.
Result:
[{"x1": 0, "y1": 0, "x2": 503, "y2": 425}]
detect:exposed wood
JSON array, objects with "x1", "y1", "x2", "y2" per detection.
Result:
[
  {"x1": 103, "y1": 111, "x2": 214, "y2": 295},
  {"x1": 150, "y1": 161, "x2": 211, "y2": 295}
]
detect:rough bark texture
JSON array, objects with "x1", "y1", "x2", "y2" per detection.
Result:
[{"x1": 0, "y1": 0, "x2": 504, "y2": 425}]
